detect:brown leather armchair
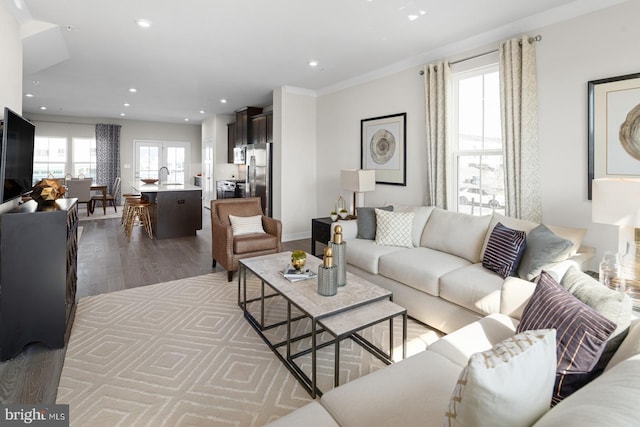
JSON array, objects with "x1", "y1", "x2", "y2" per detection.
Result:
[{"x1": 210, "y1": 197, "x2": 282, "y2": 281}]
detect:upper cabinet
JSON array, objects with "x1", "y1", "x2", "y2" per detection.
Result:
[
  {"x1": 227, "y1": 122, "x2": 236, "y2": 163},
  {"x1": 250, "y1": 111, "x2": 273, "y2": 144},
  {"x1": 235, "y1": 107, "x2": 263, "y2": 146}
]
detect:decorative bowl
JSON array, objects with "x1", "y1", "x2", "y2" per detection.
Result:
[
  {"x1": 291, "y1": 250, "x2": 307, "y2": 271},
  {"x1": 141, "y1": 178, "x2": 159, "y2": 184}
]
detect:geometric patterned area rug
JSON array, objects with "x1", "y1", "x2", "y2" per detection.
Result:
[{"x1": 57, "y1": 272, "x2": 439, "y2": 426}]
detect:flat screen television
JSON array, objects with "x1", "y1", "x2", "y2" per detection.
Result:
[{"x1": 0, "y1": 107, "x2": 36, "y2": 203}]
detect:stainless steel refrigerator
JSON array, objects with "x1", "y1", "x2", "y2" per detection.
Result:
[{"x1": 244, "y1": 143, "x2": 272, "y2": 217}]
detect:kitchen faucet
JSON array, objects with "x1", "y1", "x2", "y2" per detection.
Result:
[{"x1": 158, "y1": 166, "x2": 170, "y2": 184}]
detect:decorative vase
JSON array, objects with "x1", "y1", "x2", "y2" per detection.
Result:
[
  {"x1": 339, "y1": 211, "x2": 348, "y2": 219},
  {"x1": 317, "y1": 247, "x2": 337, "y2": 296},
  {"x1": 621, "y1": 242, "x2": 640, "y2": 303},
  {"x1": 599, "y1": 251, "x2": 622, "y2": 290},
  {"x1": 330, "y1": 213, "x2": 338, "y2": 221},
  {"x1": 329, "y1": 225, "x2": 346, "y2": 287}
]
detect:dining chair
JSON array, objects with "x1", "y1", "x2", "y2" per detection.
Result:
[
  {"x1": 65, "y1": 178, "x2": 94, "y2": 215},
  {"x1": 91, "y1": 177, "x2": 121, "y2": 213}
]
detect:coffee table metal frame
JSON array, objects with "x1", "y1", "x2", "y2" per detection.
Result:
[{"x1": 238, "y1": 251, "x2": 406, "y2": 398}]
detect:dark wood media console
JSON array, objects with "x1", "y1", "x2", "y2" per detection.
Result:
[{"x1": 0, "y1": 198, "x2": 78, "y2": 361}]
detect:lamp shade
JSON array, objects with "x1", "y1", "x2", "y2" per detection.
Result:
[
  {"x1": 341, "y1": 169, "x2": 376, "y2": 193},
  {"x1": 592, "y1": 178, "x2": 640, "y2": 227}
]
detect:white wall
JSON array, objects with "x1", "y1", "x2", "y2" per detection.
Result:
[
  {"x1": 314, "y1": 0, "x2": 640, "y2": 269},
  {"x1": 536, "y1": 0, "x2": 640, "y2": 268},
  {"x1": 0, "y1": 1, "x2": 22, "y2": 113},
  {"x1": 28, "y1": 114, "x2": 201, "y2": 194},
  {"x1": 275, "y1": 86, "x2": 318, "y2": 241},
  {"x1": 317, "y1": 67, "x2": 427, "y2": 215}
]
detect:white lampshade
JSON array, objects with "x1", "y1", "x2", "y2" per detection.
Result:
[
  {"x1": 341, "y1": 169, "x2": 376, "y2": 193},
  {"x1": 592, "y1": 178, "x2": 640, "y2": 227}
]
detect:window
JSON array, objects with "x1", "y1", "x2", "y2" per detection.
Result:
[
  {"x1": 33, "y1": 137, "x2": 67, "y2": 182},
  {"x1": 452, "y1": 63, "x2": 505, "y2": 216},
  {"x1": 72, "y1": 137, "x2": 97, "y2": 178},
  {"x1": 32, "y1": 136, "x2": 96, "y2": 182}
]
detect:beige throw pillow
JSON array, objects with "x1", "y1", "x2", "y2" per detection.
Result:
[
  {"x1": 444, "y1": 329, "x2": 557, "y2": 427},
  {"x1": 229, "y1": 214, "x2": 265, "y2": 235},
  {"x1": 374, "y1": 208, "x2": 414, "y2": 248}
]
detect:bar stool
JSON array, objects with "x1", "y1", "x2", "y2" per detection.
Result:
[
  {"x1": 121, "y1": 193, "x2": 141, "y2": 226},
  {"x1": 124, "y1": 198, "x2": 153, "y2": 241}
]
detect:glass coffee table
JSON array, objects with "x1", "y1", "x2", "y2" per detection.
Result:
[{"x1": 238, "y1": 251, "x2": 407, "y2": 398}]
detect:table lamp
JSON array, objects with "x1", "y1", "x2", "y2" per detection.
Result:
[
  {"x1": 340, "y1": 169, "x2": 376, "y2": 218},
  {"x1": 592, "y1": 177, "x2": 640, "y2": 302}
]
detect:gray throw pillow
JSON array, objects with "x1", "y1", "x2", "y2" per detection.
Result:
[
  {"x1": 561, "y1": 266, "x2": 632, "y2": 368},
  {"x1": 517, "y1": 224, "x2": 573, "y2": 281},
  {"x1": 356, "y1": 206, "x2": 393, "y2": 240}
]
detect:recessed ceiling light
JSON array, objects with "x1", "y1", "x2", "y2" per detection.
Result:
[
  {"x1": 408, "y1": 14, "x2": 418, "y2": 21},
  {"x1": 135, "y1": 19, "x2": 152, "y2": 28},
  {"x1": 120, "y1": 113, "x2": 126, "y2": 116},
  {"x1": 309, "y1": 60, "x2": 319, "y2": 67},
  {"x1": 199, "y1": 110, "x2": 205, "y2": 114},
  {"x1": 25, "y1": 93, "x2": 33, "y2": 97},
  {"x1": 420, "y1": 10, "x2": 427, "y2": 15},
  {"x1": 220, "y1": 99, "x2": 227, "y2": 104},
  {"x1": 124, "y1": 103, "x2": 130, "y2": 107},
  {"x1": 184, "y1": 118, "x2": 190, "y2": 122},
  {"x1": 40, "y1": 106, "x2": 47, "y2": 110},
  {"x1": 129, "y1": 88, "x2": 137, "y2": 93}
]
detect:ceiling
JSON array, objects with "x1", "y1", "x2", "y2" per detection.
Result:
[{"x1": 8, "y1": 0, "x2": 624, "y2": 124}]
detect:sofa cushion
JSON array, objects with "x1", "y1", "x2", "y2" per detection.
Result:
[
  {"x1": 229, "y1": 214, "x2": 265, "y2": 235},
  {"x1": 375, "y1": 209, "x2": 414, "y2": 248},
  {"x1": 356, "y1": 205, "x2": 393, "y2": 240},
  {"x1": 561, "y1": 266, "x2": 632, "y2": 376},
  {"x1": 439, "y1": 264, "x2": 504, "y2": 316},
  {"x1": 392, "y1": 205, "x2": 435, "y2": 247},
  {"x1": 420, "y1": 208, "x2": 491, "y2": 263},
  {"x1": 379, "y1": 248, "x2": 471, "y2": 297},
  {"x1": 264, "y1": 402, "x2": 339, "y2": 427},
  {"x1": 345, "y1": 238, "x2": 406, "y2": 274},
  {"x1": 516, "y1": 271, "x2": 616, "y2": 405},
  {"x1": 428, "y1": 313, "x2": 518, "y2": 368},
  {"x1": 534, "y1": 355, "x2": 640, "y2": 427},
  {"x1": 321, "y1": 350, "x2": 463, "y2": 427},
  {"x1": 445, "y1": 329, "x2": 557, "y2": 427},
  {"x1": 606, "y1": 319, "x2": 640, "y2": 371},
  {"x1": 233, "y1": 233, "x2": 277, "y2": 254},
  {"x1": 482, "y1": 222, "x2": 527, "y2": 278},
  {"x1": 517, "y1": 224, "x2": 573, "y2": 280}
]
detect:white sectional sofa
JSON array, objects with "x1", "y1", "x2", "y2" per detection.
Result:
[
  {"x1": 269, "y1": 269, "x2": 640, "y2": 427},
  {"x1": 333, "y1": 206, "x2": 594, "y2": 333}
]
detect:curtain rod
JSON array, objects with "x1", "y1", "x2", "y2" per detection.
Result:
[{"x1": 419, "y1": 34, "x2": 542, "y2": 75}]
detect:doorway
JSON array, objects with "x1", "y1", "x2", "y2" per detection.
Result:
[{"x1": 134, "y1": 140, "x2": 190, "y2": 184}]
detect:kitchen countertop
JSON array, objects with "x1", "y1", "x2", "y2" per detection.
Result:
[{"x1": 135, "y1": 183, "x2": 202, "y2": 193}]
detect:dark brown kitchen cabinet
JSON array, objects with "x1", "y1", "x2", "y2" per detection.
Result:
[
  {"x1": 235, "y1": 106, "x2": 263, "y2": 146},
  {"x1": 250, "y1": 111, "x2": 273, "y2": 144},
  {"x1": 227, "y1": 122, "x2": 236, "y2": 163},
  {"x1": 0, "y1": 198, "x2": 78, "y2": 361}
]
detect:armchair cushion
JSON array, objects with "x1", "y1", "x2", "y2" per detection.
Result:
[{"x1": 234, "y1": 233, "x2": 278, "y2": 254}]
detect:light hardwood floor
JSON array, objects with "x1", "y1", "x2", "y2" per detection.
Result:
[{"x1": 0, "y1": 207, "x2": 309, "y2": 404}]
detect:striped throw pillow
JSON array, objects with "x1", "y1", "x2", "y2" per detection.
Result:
[
  {"x1": 229, "y1": 214, "x2": 265, "y2": 235},
  {"x1": 482, "y1": 222, "x2": 527, "y2": 278},
  {"x1": 516, "y1": 271, "x2": 616, "y2": 405}
]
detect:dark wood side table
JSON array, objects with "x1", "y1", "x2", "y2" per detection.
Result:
[{"x1": 311, "y1": 217, "x2": 335, "y2": 257}]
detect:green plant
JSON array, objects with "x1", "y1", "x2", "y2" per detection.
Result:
[
  {"x1": 339, "y1": 208, "x2": 348, "y2": 213},
  {"x1": 330, "y1": 210, "x2": 337, "y2": 215}
]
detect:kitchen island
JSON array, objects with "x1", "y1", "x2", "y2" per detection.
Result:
[{"x1": 136, "y1": 183, "x2": 203, "y2": 239}]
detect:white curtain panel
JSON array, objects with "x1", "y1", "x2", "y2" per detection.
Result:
[
  {"x1": 499, "y1": 36, "x2": 542, "y2": 223},
  {"x1": 423, "y1": 61, "x2": 451, "y2": 209}
]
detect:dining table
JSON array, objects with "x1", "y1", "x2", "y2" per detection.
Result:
[{"x1": 89, "y1": 185, "x2": 107, "y2": 215}]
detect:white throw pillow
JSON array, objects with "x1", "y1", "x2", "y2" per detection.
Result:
[
  {"x1": 374, "y1": 209, "x2": 414, "y2": 248},
  {"x1": 229, "y1": 214, "x2": 265, "y2": 235},
  {"x1": 444, "y1": 329, "x2": 557, "y2": 427}
]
